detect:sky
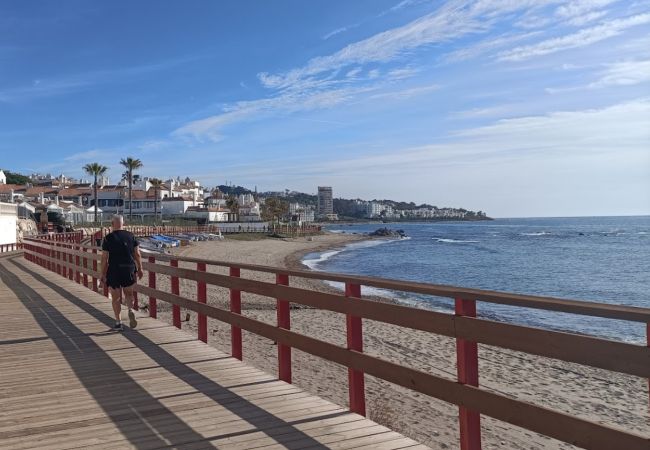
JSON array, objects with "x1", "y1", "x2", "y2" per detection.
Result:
[{"x1": 1, "y1": 0, "x2": 649, "y2": 218}]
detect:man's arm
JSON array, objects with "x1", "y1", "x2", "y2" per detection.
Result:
[
  {"x1": 100, "y1": 251, "x2": 109, "y2": 282},
  {"x1": 134, "y1": 246, "x2": 144, "y2": 280}
]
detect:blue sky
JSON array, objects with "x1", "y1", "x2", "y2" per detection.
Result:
[{"x1": 1, "y1": 0, "x2": 649, "y2": 217}]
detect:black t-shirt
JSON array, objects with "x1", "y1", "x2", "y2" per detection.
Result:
[{"x1": 102, "y1": 230, "x2": 139, "y2": 272}]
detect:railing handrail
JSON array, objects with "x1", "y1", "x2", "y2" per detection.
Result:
[
  {"x1": 18, "y1": 238, "x2": 650, "y2": 450},
  {"x1": 22, "y1": 237, "x2": 650, "y2": 323}
]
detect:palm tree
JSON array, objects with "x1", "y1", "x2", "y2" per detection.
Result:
[
  {"x1": 149, "y1": 178, "x2": 164, "y2": 223},
  {"x1": 119, "y1": 157, "x2": 143, "y2": 221},
  {"x1": 83, "y1": 163, "x2": 108, "y2": 224},
  {"x1": 226, "y1": 195, "x2": 240, "y2": 220}
]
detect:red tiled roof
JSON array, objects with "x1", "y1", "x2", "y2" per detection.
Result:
[
  {"x1": 0, "y1": 184, "x2": 25, "y2": 193},
  {"x1": 162, "y1": 196, "x2": 193, "y2": 201},
  {"x1": 57, "y1": 188, "x2": 92, "y2": 197},
  {"x1": 24, "y1": 187, "x2": 58, "y2": 196}
]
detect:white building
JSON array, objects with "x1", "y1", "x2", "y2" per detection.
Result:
[
  {"x1": 366, "y1": 202, "x2": 397, "y2": 218},
  {"x1": 161, "y1": 197, "x2": 196, "y2": 216},
  {"x1": 0, "y1": 170, "x2": 6, "y2": 185},
  {"x1": 184, "y1": 207, "x2": 232, "y2": 223},
  {"x1": 0, "y1": 202, "x2": 17, "y2": 246},
  {"x1": 238, "y1": 193, "x2": 255, "y2": 206},
  {"x1": 239, "y1": 203, "x2": 262, "y2": 222}
]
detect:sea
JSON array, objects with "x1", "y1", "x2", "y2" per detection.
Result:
[{"x1": 303, "y1": 216, "x2": 649, "y2": 344}]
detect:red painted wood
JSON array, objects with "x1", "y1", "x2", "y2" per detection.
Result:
[
  {"x1": 455, "y1": 298, "x2": 481, "y2": 450},
  {"x1": 276, "y1": 273, "x2": 291, "y2": 383},
  {"x1": 75, "y1": 250, "x2": 81, "y2": 284},
  {"x1": 197, "y1": 262, "x2": 207, "y2": 343},
  {"x1": 345, "y1": 282, "x2": 366, "y2": 416},
  {"x1": 148, "y1": 256, "x2": 157, "y2": 318},
  {"x1": 171, "y1": 259, "x2": 181, "y2": 328},
  {"x1": 82, "y1": 249, "x2": 88, "y2": 288},
  {"x1": 68, "y1": 250, "x2": 74, "y2": 281},
  {"x1": 230, "y1": 267, "x2": 243, "y2": 360},
  {"x1": 92, "y1": 249, "x2": 98, "y2": 292}
]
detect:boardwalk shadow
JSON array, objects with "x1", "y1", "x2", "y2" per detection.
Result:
[{"x1": 4, "y1": 258, "x2": 338, "y2": 449}]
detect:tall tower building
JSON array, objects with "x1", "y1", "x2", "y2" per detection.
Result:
[{"x1": 317, "y1": 186, "x2": 333, "y2": 217}]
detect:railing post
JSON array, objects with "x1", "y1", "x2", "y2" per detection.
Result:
[
  {"x1": 148, "y1": 256, "x2": 157, "y2": 318},
  {"x1": 171, "y1": 259, "x2": 181, "y2": 328},
  {"x1": 75, "y1": 246, "x2": 81, "y2": 284},
  {"x1": 92, "y1": 249, "x2": 98, "y2": 292},
  {"x1": 647, "y1": 322, "x2": 649, "y2": 413},
  {"x1": 345, "y1": 282, "x2": 366, "y2": 416},
  {"x1": 68, "y1": 246, "x2": 74, "y2": 281},
  {"x1": 197, "y1": 262, "x2": 207, "y2": 343},
  {"x1": 230, "y1": 267, "x2": 242, "y2": 360},
  {"x1": 276, "y1": 273, "x2": 291, "y2": 383},
  {"x1": 455, "y1": 298, "x2": 481, "y2": 450},
  {"x1": 102, "y1": 246, "x2": 109, "y2": 296},
  {"x1": 56, "y1": 244, "x2": 61, "y2": 275},
  {"x1": 82, "y1": 247, "x2": 88, "y2": 288}
]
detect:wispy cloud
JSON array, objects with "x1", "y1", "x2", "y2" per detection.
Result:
[
  {"x1": 554, "y1": 0, "x2": 616, "y2": 26},
  {"x1": 173, "y1": 2, "x2": 650, "y2": 144},
  {"x1": 441, "y1": 31, "x2": 542, "y2": 63},
  {"x1": 173, "y1": 86, "x2": 371, "y2": 142},
  {"x1": 63, "y1": 149, "x2": 107, "y2": 162},
  {"x1": 369, "y1": 83, "x2": 440, "y2": 100},
  {"x1": 0, "y1": 57, "x2": 198, "y2": 103},
  {"x1": 498, "y1": 13, "x2": 650, "y2": 61},
  {"x1": 322, "y1": 26, "x2": 351, "y2": 40},
  {"x1": 589, "y1": 59, "x2": 650, "y2": 87}
]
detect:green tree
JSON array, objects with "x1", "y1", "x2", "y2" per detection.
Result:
[
  {"x1": 82, "y1": 162, "x2": 108, "y2": 224},
  {"x1": 226, "y1": 195, "x2": 240, "y2": 217},
  {"x1": 119, "y1": 157, "x2": 143, "y2": 221},
  {"x1": 3, "y1": 171, "x2": 30, "y2": 185},
  {"x1": 149, "y1": 178, "x2": 164, "y2": 223},
  {"x1": 261, "y1": 197, "x2": 288, "y2": 223}
]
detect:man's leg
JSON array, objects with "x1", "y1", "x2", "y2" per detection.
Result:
[
  {"x1": 123, "y1": 285, "x2": 138, "y2": 329},
  {"x1": 110, "y1": 287, "x2": 123, "y2": 324}
]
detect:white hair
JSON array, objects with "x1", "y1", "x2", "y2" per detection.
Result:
[{"x1": 112, "y1": 214, "x2": 124, "y2": 225}]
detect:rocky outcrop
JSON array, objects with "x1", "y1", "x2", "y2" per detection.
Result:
[
  {"x1": 17, "y1": 218, "x2": 38, "y2": 243},
  {"x1": 368, "y1": 227, "x2": 407, "y2": 238}
]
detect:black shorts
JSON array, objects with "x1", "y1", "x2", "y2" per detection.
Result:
[{"x1": 106, "y1": 269, "x2": 137, "y2": 289}]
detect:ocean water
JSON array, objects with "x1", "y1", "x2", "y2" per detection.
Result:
[{"x1": 304, "y1": 217, "x2": 650, "y2": 343}]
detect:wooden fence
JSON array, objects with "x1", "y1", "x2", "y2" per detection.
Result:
[
  {"x1": 20, "y1": 238, "x2": 650, "y2": 450},
  {"x1": 0, "y1": 243, "x2": 19, "y2": 253}
]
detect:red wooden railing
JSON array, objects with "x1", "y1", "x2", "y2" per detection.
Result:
[
  {"x1": 18, "y1": 238, "x2": 650, "y2": 450},
  {"x1": 0, "y1": 243, "x2": 20, "y2": 253}
]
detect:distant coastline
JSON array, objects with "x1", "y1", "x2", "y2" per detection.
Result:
[{"x1": 317, "y1": 216, "x2": 493, "y2": 226}]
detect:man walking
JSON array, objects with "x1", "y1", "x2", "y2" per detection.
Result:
[{"x1": 100, "y1": 215, "x2": 143, "y2": 331}]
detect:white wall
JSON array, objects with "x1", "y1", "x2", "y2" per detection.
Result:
[
  {"x1": 0, "y1": 202, "x2": 17, "y2": 245},
  {"x1": 162, "y1": 200, "x2": 192, "y2": 216}
]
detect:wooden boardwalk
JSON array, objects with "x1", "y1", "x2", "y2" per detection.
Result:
[{"x1": 0, "y1": 255, "x2": 428, "y2": 450}]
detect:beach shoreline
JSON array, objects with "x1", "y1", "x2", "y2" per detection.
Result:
[{"x1": 146, "y1": 231, "x2": 648, "y2": 450}]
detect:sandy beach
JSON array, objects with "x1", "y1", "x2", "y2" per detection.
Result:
[{"x1": 147, "y1": 233, "x2": 648, "y2": 450}]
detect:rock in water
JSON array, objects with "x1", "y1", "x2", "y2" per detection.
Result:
[{"x1": 368, "y1": 227, "x2": 407, "y2": 238}]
